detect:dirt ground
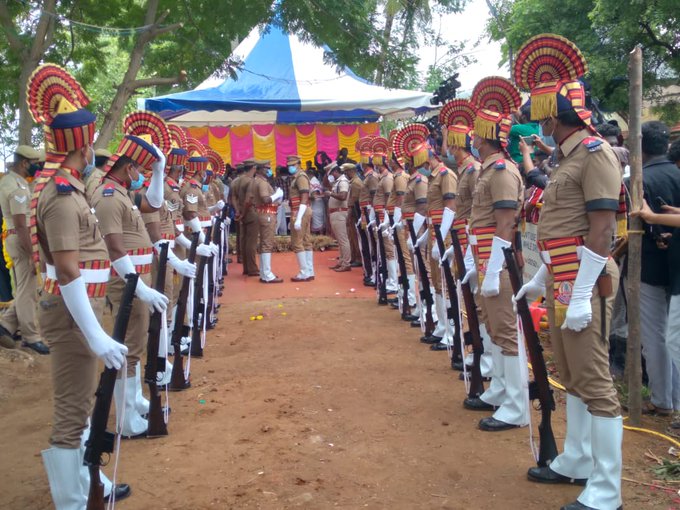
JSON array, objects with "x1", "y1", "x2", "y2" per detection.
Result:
[{"x1": 1, "y1": 250, "x2": 679, "y2": 509}]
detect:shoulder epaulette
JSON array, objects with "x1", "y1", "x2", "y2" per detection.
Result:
[
  {"x1": 189, "y1": 179, "x2": 200, "y2": 188},
  {"x1": 582, "y1": 137, "x2": 603, "y2": 152},
  {"x1": 54, "y1": 176, "x2": 73, "y2": 195},
  {"x1": 415, "y1": 175, "x2": 422, "y2": 183},
  {"x1": 494, "y1": 159, "x2": 506, "y2": 170},
  {"x1": 102, "y1": 183, "x2": 115, "y2": 197},
  {"x1": 439, "y1": 166, "x2": 448, "y2": 175},
  {"x1": 466, "y1": 163, "x2": 476, "y2": 174}
]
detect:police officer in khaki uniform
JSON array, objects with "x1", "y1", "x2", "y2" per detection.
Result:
[
  {"x1": 229, "y1": 165, "x2": 244, "y2": 264},
  {"x1": 288, "y1": 155, "x2": 314, "y2": 282},
  {"x1": 0, "y1": 145, "x2": 49, "y2": 353},
  {"x1": 28, "y1": 63, "x2": 130, "y2": 508},
  {"x1": 92, "y1": 135, "x2": 170, "y2": 439},
  {"x1": 325, "y1": 162, "x2": 351, "y2": 271},
  {"x1": 513, "y1": 35, "x2": 624, "y2": 510},
  {"x1": 358, "y1": 160, "x2": 379, "y2": 286},
  {"x1": 236, "y1": 160, "x2": 259, "y2": 276},
  {"x1": 84, "y1": 148, "x2": 111, "y2": 203},
  {"x1": 461, "y1": 77, "x2": 527, "y2": 432},
  {"x1": 346, "y1": 163, "x2": 363, "y2": 268},
  {"x1": 247, "y1": 160, "x2": 283, "y2": 282},
  {"x1": 372, "y1": 146, "x2": 398, "y2": 294}
]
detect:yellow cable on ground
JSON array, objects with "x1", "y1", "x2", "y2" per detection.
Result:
[{"x1": 528, "y1": 363, "x2": 680, "y2": 450}]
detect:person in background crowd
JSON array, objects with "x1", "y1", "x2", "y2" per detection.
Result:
[
  {"x1": 85, "y1": 148, "x2": 112, "y2": 203},
  {"x1": 325, "y1": 162, "x2": 351, "y2": 272},
  {"x1": 310, "y1": 169, "x2": 326, "y2": 234},
  {"x1": 275, "y1": 166, "x2": 290, "y2": 235},
  {"x1": 669, "y1": 138, "x2": 680, "y2": 169},
  {"x1": 507, "y1": 103, "x2": 540, "y2": 164},
  {"x1": 599, "y1": 122, "x2": 623, "y2": 147},
  {"x1": 518, "y1": 135, "x2": 554, "y2": 190},
  {"x1": 629, "y1": 121, "x2": 680, "y2": 417}
]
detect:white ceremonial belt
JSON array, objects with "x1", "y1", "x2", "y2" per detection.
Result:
[
  {"x1": 130, "y1": 253, "x2": 153, "y2": 266},
  {"x1": 200, "y1": 220, "x2": 212, "y2": 227},
  {"x1": 468, "y1": 234, "x2": 478, "y2": 246},
  {"x1": 46, "y1": 264, "x2": 110, "y2": 284},
  {"x1": 175, "y1": 221, "x2": 185, "y2": 232}
]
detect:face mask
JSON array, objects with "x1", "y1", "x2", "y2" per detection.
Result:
[
  {"x1": 470, "y1": 145, "x2": 480, "y2": 160},
  {"x1": 288, "y1": 165, "x2": 298, "y2": 174},
  {"x1": 129, "y1": 169, "x2": 145, "y2": 190},
  {"x1": 327, "y1": 174, "x2": 336, "y2": 184},
  {"x1": 27, "y1": 163, "x2": 41, "y2": 178},
  {"x1": 419, "y1": 166, "x2": 431, "y2": 177},
  {"x1": 266, "y1": 168, "x2": 273, "y2": 178},
  {"x1": 82, "y1": 147, "x2": 96, "y2": 180},
  {"x1": 202, "y1": 184, "x2": 209, "y2": 193}
]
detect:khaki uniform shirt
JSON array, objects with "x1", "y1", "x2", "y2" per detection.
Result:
[
  {"x1": 388, "y1": 170, "x2": 408, "y2": 210},
  {"x1": 358, "y1": 171, "x2": 379, "y2": 205},
  {"x1": 329, "y1": 175, "x2": 350, "y2": 209},
  {"x1": 373, "y1": 171, "x2": 394, "y2": 212},
  {"x1": 538, "y1": 130, "x2": 622, "y2": 241},
  {"x1": 164, "y1": 177, "x2": 183, "y2": 233},
  {"x1": 0, "y1": 171, "x2": 30, "y2": 228},
  {"x1": 402, "y1": 172, "x2": 429, "y2": 215},
  {"x1": 180, "y1": 178, "x2": 204, "y2": 216},
  {"x1": 229, "y1": 174, "x2": 243, "y2": 212},
  {"x1": 427, "y1": 164, "x2": 458, "y2": 214},
  {"x1": 248, "y1": 175, "x2": 274, "y2": 208},
  {"x1": 85, "y1": 167, "x2": 106, "y2": 205},
  {"x1": 469, "y1": 153, "x2": 524, "y2": 230},
  {"x1": 289, "y1": 172, "x2": 310, "y2": 209},
  {"x1": 348, "y1": 175, "x2": 362, "y2": 208},
  {"x1": 238, "y1": 175, "x2": 255, "y2": 210},
  {"x1": 456, "y1": 155, "x2": 480, "y2": 222},
  {"x1": 36, "y1": 168, "x2": 109, "y2": 264},
  {"x1": 212, "y1": 179, "x2": 225, "y2": 202}
]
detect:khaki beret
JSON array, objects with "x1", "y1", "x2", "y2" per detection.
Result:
[
  {"x1": 286, "y1": 155, "x2": 301, "y2": 164},
  {"x1": 95, "y1": 148, "x2": 112, "y2": 158},
  {"x1": 254, "y1": 159, "x2": 271, "y2": 166},
  {"x1": 324, "y1": 161, "x2": 338, "y2": 172},
  {"x1": 14, "y1": 145, "x2": 41, "y2": 160},
  {"x1": 340, "y1": 163, "x2": 357, "y2": 172},
  {"x1": 242, "y1": 159, "x2": 256, "y2": 167}
]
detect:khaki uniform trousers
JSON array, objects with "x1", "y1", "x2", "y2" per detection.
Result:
[
  {"x1": 330, "y1": 211, "x2": 350, "y2": 268},
  {"x1": 291, "y1": 207, "x2": 312, "y2": 253},
  {"x1": 397, "y1": 226, "x2": 414, "y2": 275},
  {"x1": 479, "y1": 270, "x2": 517, "y2": 356},
  {"x1": 347, "y1": 208, "x2": 361, "y2": 263},
  {"x1": 38, "y1": 292, "x2": 104, "y2": 448},
  {"x1": 242, "y1": 211, "x2": 259, "y2": 274},
  {"x1": 547, "y1": 258, "x2": 620, "y2": 417},
  {"x1": 427, "y1": 230, "x2": 452, "y2": 295},
  {"x1": 1, "y1": 234, "x2": 41, "y2": 343},
  {"x1": 236, "y1": 219, "x2": 242, "y2": 263},
  {"x1": 258, "y1": 212, "x2": 277, "y2": 253},
  {"x1": 108, "y1": 272, "x2": 151, "y2": 377}
]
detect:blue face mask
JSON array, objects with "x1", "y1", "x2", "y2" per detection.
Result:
[
  {"x1": 266, "y1": 168, "x2": 273, "y2": 178},
  {"x1": 202, "y1": 184, "x2": 209, "y2": 193},
  {"x1": 419, "y1": 166, "x2": 431, "y2": 177},
  {"x1": 129, "y1": 170, "x2": 145, "y2": 191},
  {"x1": 288, "y1": 165, "x2": 298, "y2": 174},
  {"x1": 82, "y1": 147, "x2": 96, "y2": 180},
  {"x1": 470, "y1": 145, "x2": 480, "y2": 160}
]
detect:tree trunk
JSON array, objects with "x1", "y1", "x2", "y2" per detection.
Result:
[
  {"x1": 625, "y1": 45, "x2": 643, "y2": 426},
  {"x1": 375, "y1": 12, "x2": 395, "y2": 86}
]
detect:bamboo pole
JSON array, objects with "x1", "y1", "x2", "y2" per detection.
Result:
[{"x1": 625, "y1": 45, "x2": 643, "y2": 426}]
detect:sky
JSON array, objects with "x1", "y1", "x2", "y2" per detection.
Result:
[{"x1": 418, "y1": 0, "x2": 508, "y2": 96}]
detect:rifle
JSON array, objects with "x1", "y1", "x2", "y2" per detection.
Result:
[
  {"x1": 363, "y1": 206, "x2": 378, "y2": 287},
  {"x1": 450, "y1": 231, "x2": 484, "y2": 398},
  {"x1": 207, "y1": 218, "x2": 221, "y2": 329},
  {"x1": 503, "y1": 247, "x2": 558, "y2": 467},
  {"x1": 190, "y1": 226, "x2": 212, "y2": 358},
  {"x1": 408, "y1": 220, "x2": 435, "y2": 336},
  {"x1": 145, "y1": 243, "x2": 169, "y2": 438},
  {"x1": 374, "y1": 213, "x2": 389, "y2": 305},
  {"x1": 434, "y1": 228, "x2": 463, "y2": 364},
  {"x1": 84, "y1": 273, "x2": 139, "y2": 510},
  {"x1": 389, "y1": 214, "x2": 411, "y2": 319},
  {"x1": 353, "y1": 202, "x2": 373, "y2": 281},
  {"x1": 169, "y1": 232, "x2": 199, "y2": 391}
]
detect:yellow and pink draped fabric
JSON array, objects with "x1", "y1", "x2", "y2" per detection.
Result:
[{"x1": 184, "y1": 123, "x2": 379, "y2": 166}]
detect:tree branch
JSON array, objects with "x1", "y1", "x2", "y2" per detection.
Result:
[
  {"x1": 639, "y1": 22, "x2": 679, "y2": 58},
  {"x1": 129, "y1": 71, "x2": 187, "y2": 91},
  {"x1": 148, "y1": 21, "x2": 183, "y2": 38},
  {"x1": 0, "y1": 1, "x2": 26, "y2": 56}
]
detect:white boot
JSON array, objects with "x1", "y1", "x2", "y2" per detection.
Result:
[
  {"x1": 576, "y1": 415, "x2": 623, "y2": 510},
  {"x1": 79, "y1": 420, "x2": 113, "y2": 499},
  {"x1": 305, "y1": 250, "x2": 315, "y2": 279},
  {"x1": 134, "y1": 364, "x2": 149, "y2": 416},
  {"x1": 407, "y1": 274, "x2": 417, "y2": 308},
  {"x1": 431, "y1": 293, "x2": 447, "y2": 338},
  {"x1": 168, "y1": 305, "x2": 177, "y2": 334},
  {"x1": 157, "y1": 359, "x2": 173, "y2": 387},
  {"x1": 294, "y1": 251, "x2": 307, "y2": 280},
  {"x1": 492, "y1": 355, "x2": 529, "y2": 426},
  {"x1": 114, "y1": 376, "x2": 148, "y2": 437},
  {"x1": 479, "y1": 324, "x2": 494, "y2": 377},
  {"x1": 550, "y1": 394, "x2": 594, "y2": 480},
  {"x1": 261, "y1": 253, "x2": 278, "y2": 282},
  {"x1": 42, "y1": 447, "x2": 88, "y2": 510},
  {"x1": 480, "y1": 342, "x2": 506, "y2": 406},
  {"x1": 258, "y1": 253, "x2": 265, "y2": 280},
  {"x1": 386, "y1": 259, "x2": 399, "y2": 292}
]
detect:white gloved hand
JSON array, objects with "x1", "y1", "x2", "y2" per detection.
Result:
[
  {"x1": 439, "y1": 207, "x2": 456, "y2": 240},
  {"x1": 413, "y1": 212, "x2": 427, "y2": 235},
  {"x1": 196, "y1": 243, "x2": 213, "y2": 258},
  {"x1": 186, "y1": 216, "x2": 202, "y2": 234},
  {"x1": 367, "y1": 219, "x2": 376, "y2": 229},
  {"x1": 463, "y1": 244, "x2": 474, "y2": 273},
  {"x1": 480, "y1": 236, "x2": 512, "y2": 298},
  {"x1": 154, "y1": 241, "x2": 197, "y2": 278},
  {"x1": 355, "y1": 217, "x2": 362, "y2": 228},
  {"x1": 294, "y1": 203, "x2": 307, "y2": 231},
  {"x1": 379, "y1": 211, "x2": 390, "y2": 230},
  {"x1": 513, "y1": 263, "x2": 548, "y2": 312},
  {"x1": 209, "y1": 199, "x2": 226, "y2": 213},
  {"x1": 112, "y1": 255, "x2": 168, "y2": 313},
  {"x1": 146, "y1": 144, "x2": 166, "y2": 208},
  {"x1": 461, "y1": 265, "x2": 477, "y2": 286},
  {"x1": 562, "y1": 247, "x2": 608, "y2": 332},
  {"x1": 270, "y1": 188, "x2": 284, "y2": 202},
  {"x1": 415, "y1": 231, "x2": 428, "y2": 249},
  {"x1": 440, "y1": 245, "x2": 454, "y2": 267},
  {"x1": 381, "y1": 226, "x2": 390, "y2": 238},
  {"x1": 60, "y1": 276, "x2": 128, "y2": 370},
  {"x1": 393, "y1": 207, "x2": 402, "y2": 225},
  {"x1": 224, "y1": 216, "x2": 231, "y2": 226},
  {"x1": 367, "y1": 206, "x2": 376, "y2": 224},
  {"x1": 208, "y1": 242, "x2": 219, "y2": 256},
  {"x1": 431, "y1": 242, "x2": 440, "y2": 260},
  {"x1": 175, "y1": 233, "x2": 192, "y2": 250}
]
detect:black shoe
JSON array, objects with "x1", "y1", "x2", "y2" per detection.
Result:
[
  {"x1": 105, "y1": 483, "x2": 131, "y2": 503},
  {"x1": 459, "y1": 372, "x2": 491, "y2": 382},
  {"x1": 410, "y1": 319, "x2": 421, "y2": 328},
  {"x1": 420, "y1": 334, "x2": 441, "y2": 344},
  {"x1": 389, "y1": 303, "x2": 400, "y2": 310},
  {"x1": 463, "y1": 397, "x2": 496, "y2": 411},
  {"x1": 350, "y1": 261, "x2": 362, "y2": 268},
  {"x1": 364, "y1": 281, "x2": 376, "y2": 288},
  {"x1": 122, "y1": 430, "x2": 148, "y2": 439},
  {"x1": 402, "y1": 314, "x2": 419, "y2": 322},
  {"x1": 386, "y1": 297, "x2": 398, "y2": 304},
  {"x1": 430, "y1": 342, "x2": 451, "y2": 351},
  {"x1": 478, "y1": 416, "x2": 521, "y2": 432},
  {"x1": 451, "y1": 360, "x2": 465, "y2": 371},
  {"x1": 560, "y1": 502, "x2": 622, "y2": 510},
  {"x1": 527, "y1": 466, "x2": 587, "y2": 486},
  {"x1": 22, "y1": 340, "x2": 50, "y2": 355}
]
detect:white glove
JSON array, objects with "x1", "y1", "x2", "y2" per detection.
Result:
[
  {"x1": 461, "y1": 264, "x2": 477, "y2": 286},
  {"x1": 415, "y1": 231, "x2": 428, "y2": 249},
  {"x1": 270, "y1": 188, "x2": 284, "y2": 202},
  {"x1": 224, "y1": 216, "x2": 231, "y2": 226},
  {"x1": 355, "y1": 217, "x2": 362, "y2": 228},
  {"x1": 440, "y1": 245, "x2": 454, "y2": 266},
  {"x1": 513, "y1": 263, "x2": 548, "y2": 311},
  {"x1": 431, "y1": 241, "x2": 440, "y2": 260},
  {"x1": 413, "y1": 212, "x2": 426, "y2": 235},
  {"x1": 439, "y1": 207, "x2": 455, "y2": 240},
  {"x1": 60, "y1": 276, "x2": 128, "y2": 369},
  {"x1": 154, "y1": 241, "x2": 197, "y2": 278},
  {"x1": 381, "y1": 227, "x2": 390, "y2": 238},
  {"x1": 379, "y1": 211, "x2": 390, "y2": 230},
  {"x1": 294, "y1": 203, "x2": 307, "y2": 231},
  {"x1": 146, "y1": 144, "x2": 166, "y2": 208},
  {"x1": 562, "y1": 247, "x2": 608, "y2": 332},
  {"x1": 196, "y1": 243, "x2": 213, "y2": 258},
  {"x1": 368, "y1": 206, "x2": 376, "y2": 224},
  {"x1": 186, "y1": 216, "x2": 202, "y2": 234},
  {"x1": 463, "y1": 244, "x2": 474, "y2": 273},
  {"x1": 112, "y1": 255, "x2": 168, "y2": 313},
  {"x1": 208, "y1": 199, "x2": 225, "y2": 213},
  {"x1": 393, "y1": 207, "x2": 402, "y2": 225},
  {"x1": 208, "y1": 242, "x2": 219, "y2": 256},
  {"x1": 175, "y1": 233, "x2": 192, "y2": 250},
  {"x1": 367, "y1": 219, "x2": 376, "y2": 229},
  {"x1": 480, "y1": 236, "x2": 512, "y2": 298}
]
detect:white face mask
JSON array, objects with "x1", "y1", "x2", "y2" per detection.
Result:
[{"x1": 328, "y1": 174, "x2": 336, "y2": 184}]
